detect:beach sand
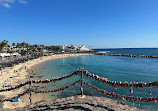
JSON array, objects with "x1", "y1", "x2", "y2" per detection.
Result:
[{"x1": 0, "y1": 53, "x2": 91, "y2": 110}]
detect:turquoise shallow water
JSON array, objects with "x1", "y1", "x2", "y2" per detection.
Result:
[{"x1": 34, "y1": 55, "x2": 158, "y2": 111}]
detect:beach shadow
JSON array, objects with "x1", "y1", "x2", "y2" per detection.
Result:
[
  {"x1": 31, "y1": 105, "x2": 92, "y2": 111},
  {"x1": 0, "y1": 96, "x2": 4, "y2": 110},
  {"x1": 53, "y1": 102, "x2": 114, "y2": 111},
  {"x1": 30, "y1": 101, "x2": 114, "y2": 111},
  {"x1": 47, "y1": 106, "x2": 92, "y2": 111}
]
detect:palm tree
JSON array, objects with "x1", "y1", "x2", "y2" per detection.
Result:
[
  {"x1": 16, "y1": 43, "x2": 21, "y2": 48},
  {"x1": 0, "y1": 40, "x2": 8, "y2": 53},
  {"x1": 50, "y1": 45, "x2": 59, "y2": 52},
  {"x1": 12, "y1": 43, "x2": 16, "y2": 47}
]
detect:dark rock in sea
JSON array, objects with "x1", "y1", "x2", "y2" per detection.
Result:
[{"x1": 36, "y1": 76, "x2": 43, "y2": 78}]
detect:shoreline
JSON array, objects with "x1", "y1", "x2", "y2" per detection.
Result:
[
  {"x1": 0, "y1": 53, "x2": 92, "y2": 110},
  {"x1": 0, "y1": 53, "x2": 150, "y2": 111}
]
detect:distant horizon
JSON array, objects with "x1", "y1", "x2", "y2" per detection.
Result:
[
  {"x1": 94, "y1": 47, "x2": 158, "y2": 49},
  {"x1": 1, "y1": 40, "x2": 158, "y2": 49}
]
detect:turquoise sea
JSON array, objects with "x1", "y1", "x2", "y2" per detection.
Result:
[{"x1": 33, "y1": 48, "x2": 158, "y2": 111}]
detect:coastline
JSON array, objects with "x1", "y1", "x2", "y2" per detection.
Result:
[{"x1": 0, "y1": 53, "x2": 92, "y2": 110}]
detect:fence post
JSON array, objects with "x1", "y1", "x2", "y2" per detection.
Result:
[{"x1": 80, "y1": 68, "x2": 83, "y2": 97}]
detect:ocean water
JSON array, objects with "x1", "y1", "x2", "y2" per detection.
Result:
[
  {"x1": 95, "y1": 48, "x2": 158, "y2": 56},
  {"x1": 33, "y1": 48, "x2": 158, "y2": 111}
]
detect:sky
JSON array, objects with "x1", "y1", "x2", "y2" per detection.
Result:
[{"x1": 0, "y1": 0, "x2": 158, "y2": 48}]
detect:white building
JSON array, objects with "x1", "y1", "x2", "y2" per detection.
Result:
[
  {"x1": 57, "y1": 45, "x2": 89, "y2": 51},
  {"x1": 0, "y1": 53, "x2": 21, "y2": 57},
  {"x1": 59, "y1": 45, "x2": 68, "y2": 51},
  {"x1": 78, "y1": 45, "x2": 89, "y2": 51},
  {"x1": 2, "y1": 46, "x2": 28, "y2": 53},
  {"x1": 0, "y1": 53, "x2": 11, "y2": 57},
  {"x1": 10, "y1": 46, "x2": 28, "y2": 52}
]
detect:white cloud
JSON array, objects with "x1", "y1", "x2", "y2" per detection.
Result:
[
  {"x1": 0, "y1": 0, "x2": 27, "y2": 8},
  {"x1": 19, "y1": 0, "x2": 27, "y2": 4},
  {"x1": 0, "y1": 0, "x2": 14, "y2": 8},
  {"x1": 3, "y1": 0, "x2": 14, "y2": 3},
  {"x1": 2, "y1": 3, "x2": 11, "y2": 8}
]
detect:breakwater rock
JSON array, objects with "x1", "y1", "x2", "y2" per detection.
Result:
[
  {"x1": 3, "y1": 95, "x2": 147, "y2": 111},
  {"x1": 95, "y1": 53, "x2": 158, "y2": 58}
]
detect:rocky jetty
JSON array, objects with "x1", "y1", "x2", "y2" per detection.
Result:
[
  {"x1": 95, "y1": 53, "x2": 158, "y2": 58},
  {"x1": 3, "y1": 95, "x2": 147, "y2": 111}
]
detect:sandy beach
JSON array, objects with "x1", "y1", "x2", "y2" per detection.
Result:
[{"x1": 0, "y1": 53, "x2": 91, "y2": 110}]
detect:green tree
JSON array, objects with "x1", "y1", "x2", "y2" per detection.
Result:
[
  {"x1": 12, "y1": 43, "x2": 16, "y2": 47},
  {"x1": 0, "y1": 40, "x2": 8, "y2": 53}
]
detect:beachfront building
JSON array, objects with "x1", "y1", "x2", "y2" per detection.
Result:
[
  {"x1": 0, "y1": 53, "x2": 21, "y2": 58},
  {"x1": 57, "y1": 45, "x2": 69, "y2": 51},
  {"x1": 0, "y1": 52, "x2": 21, "y2": 61},
  {"x1": 42, "y1": 49, "x2": 54, "y2": 56},
  {"x1": 10, "y1": 46, "x2": 27, "y2": 52},
  {"x1": 77, "y1": 45, "x2": 89, "y2": 51},
  {"x1": 57, "y1": 45, "x2": 90, "y2": 51},
  {"x1": 0, "y1": 53, "x2": 11, "y2": 57},
  {"x1": 2, "y1": 45, "x2": 27, "y2": 53}
]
